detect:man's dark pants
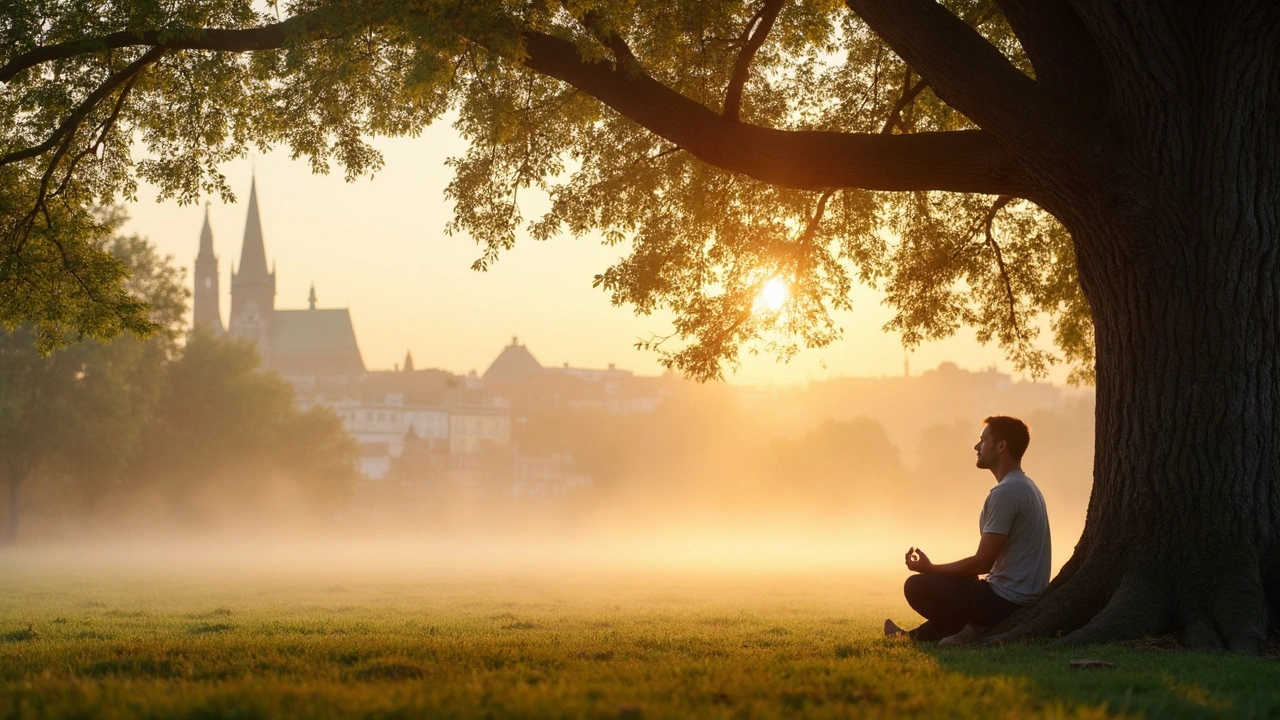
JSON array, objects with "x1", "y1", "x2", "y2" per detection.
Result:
[{"x1": 904, "y1": 574, "x2": 1023, "y2": 641}]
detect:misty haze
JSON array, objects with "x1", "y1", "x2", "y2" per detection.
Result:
[{"x1": 3, "y1": 190, "x2": 1095, "y2": 569}]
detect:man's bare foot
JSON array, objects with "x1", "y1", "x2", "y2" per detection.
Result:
[
  {"x1": 883, "y1": 619, "x2": 908, "y2": 638},
  {"x1": 938, "y1": 624, "x2": 985, "y2": 647}
]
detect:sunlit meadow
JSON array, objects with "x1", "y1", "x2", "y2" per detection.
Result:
[{"x1": 2, "y1": 546, "x2": 1277, "y2": 719}]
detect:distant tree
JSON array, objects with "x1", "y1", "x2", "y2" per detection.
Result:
[
  {"x1": 6, "y1": 2, "x2": 1280, "y2": 649},
  {"x1": 137, "y1": 328, "x2": 358, "y2": 526},
  {"x1": 0, "y1": 218, "x2": 185, "y2": 540},
  {"x1": 757, "y1": 418, "x2": 907, "y2": 515}
]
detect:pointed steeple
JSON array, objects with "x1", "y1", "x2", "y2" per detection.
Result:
[
  {"x1": 228, "y1": 174, "x2": 277, "y2": 358},
  {"x1": 238, "y1": 174, "x2": 270, "y2": 278},
  {"x1": 308, "y1": 282, "x2": 317, "y2": 310},
  {"x1": 193, "y1": 203, "x2": 224, "y2": 333},
  {"x1": 403, "y1": 350, "x2": 415, "y2": 372},
  {"x1": 197, "y1": 203, "x2": 216, "y2": 262}
]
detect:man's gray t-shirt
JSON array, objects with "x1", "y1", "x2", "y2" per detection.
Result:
[{"x1": 980, "y1": 470, "x2": 1051, "y2": 605}]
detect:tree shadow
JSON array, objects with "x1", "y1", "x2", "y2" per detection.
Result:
[{"x1": 931, "y1": 642, "x2": 1280, "y2": 718}]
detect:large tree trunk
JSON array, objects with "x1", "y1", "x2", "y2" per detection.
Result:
[
  {"x1": 991, "y1": 223, "x2": 1280, "y2": 651},
  {"x1": 989, "y1": 10, "x2": 1280, "y2": 650}
]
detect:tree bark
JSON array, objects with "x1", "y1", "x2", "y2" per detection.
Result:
[
  {"x1": 984, "y1": 8, "x2": 1280, "y2": 651},
  {"x1": 989, "y1": 220, "x2": 1280, "y2": 651}
]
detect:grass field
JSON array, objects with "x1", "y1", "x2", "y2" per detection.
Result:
[{"x1": 1, "y1": 550, "x2": 1277, "y2": 719}]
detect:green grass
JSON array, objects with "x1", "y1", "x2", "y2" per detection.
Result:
[{"x1": 0, "y1": 561, "x2": 1276, "y2": 719}]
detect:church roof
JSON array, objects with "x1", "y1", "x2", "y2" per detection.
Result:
[
  {"x1": 359, "y1": 367, "x2": 462, "y2": 405},
  {"x1": 482, "y1": 337, "x2": 543, "y2": 382},
  {"x1": 271, "y1": 308, "x2": 366, "y2": 376}
]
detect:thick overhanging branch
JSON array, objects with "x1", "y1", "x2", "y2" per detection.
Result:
[
  {"x1": 722, "y1": 0, "x2": 785, "y2": 121},
  {"x1": 878, "y1": 4, "x2": 996, "y2": 137},
  {"x1": 995, "y1": 0, "x2": 1109, "y2": 118},
  {"x1": 0, "y1": 13, "x2": 320, "y2": 83},
  {"x1": 520, "y1": 32, "x2": 1032, "y2": 196},
  {"x1": 844, "y1": 0, "x2": 1093, "y2": 150},
  {"x1": 4, "y1": 9, "x2": 1036, "y2": 198}
]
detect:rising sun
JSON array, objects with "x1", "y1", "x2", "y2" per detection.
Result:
[{"x1": 757, "y1": 278, "x2": 789, "y2": 313}]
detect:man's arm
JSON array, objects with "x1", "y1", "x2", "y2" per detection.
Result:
[{"x1": 905, "y1": 533, "x2": 1007, "y2": 577}]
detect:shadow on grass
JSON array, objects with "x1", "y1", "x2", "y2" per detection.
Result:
[{"x1": 933, "y1": 642, "x2": 1280, "y2": 719}]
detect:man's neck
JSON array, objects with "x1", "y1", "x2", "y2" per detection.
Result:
[{"x1": 990, "y1": 462, "x2": 1023, "y2": 483}]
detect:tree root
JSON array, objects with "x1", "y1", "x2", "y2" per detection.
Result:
[
  {"x1": 1059, "y1": 570, "x2": 1169, "y2": 645},
  {"x1": 979, "y1": 553, "x2": 1113, "y2": 646},
  {"x1": 955, "y1": 539, "x2": 1279, "y2": 652},
  {"x1": 1210, "y1": 572, "x2": 1268, "y2": 654}
]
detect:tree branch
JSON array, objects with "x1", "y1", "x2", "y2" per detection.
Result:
[
  {"x1": 995, "y1": 0, "x2": 1109, "y2": 117},
  {"x1": 49, "y1": 73, "x2": 139, "y2": 203},
  {"x1": 796, "y1": 189, "x2": 836, "y2": 245},
  {"x1": 881, "y1": 70, "x2": 928, "y2": 134},
  {"x1": 13, "y1": 48, "x2": 166, "y2": 241},
  {"x1": 0, "y1": 13, "x2": 319, "y2": 83},
  {"x1": 723, "y1": 0, "x2": 785, "y2": 121},
  {"x1": 1, "y1": 48, "x2": 166, "y2": 168},
  {"x1": 7, "y1": 49, "x2": 164, "y2": 318},
  {"x1": 844, "y1": 0, "x2": 1068, "y2": 141},
  {"x1": 579, "y1": 10, "x2": 639, "y2": 71},
  {"x1": 520, "y1": 31, "x2": 1032, "y2": 196},
  {"x1": 980, "y1": 195, "x2": 1021, "y2": 337}
]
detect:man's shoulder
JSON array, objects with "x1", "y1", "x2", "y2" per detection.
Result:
[{"x1": 992, "y1": 472, "x2": 1042, "y2": 501}]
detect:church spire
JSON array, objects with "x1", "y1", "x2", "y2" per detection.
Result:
[
  {"x1": 193, "y1": 202, "x2": 224, "y2": 333},
  {"x1": 228, "y1": 174, "x2": 276, "y2": 357},
  {"x1": 403, "y1": 350, "x2": 415, "y2": 372},
  {"x1": 308, "y1": 282, "x2": 317, "y2": 310},
  {"x1": 237, "y1": 174, "x2": 270, "y2": 279},
  {"x1": 197, "y1": 203, "x2": 215, "y2": 262}
]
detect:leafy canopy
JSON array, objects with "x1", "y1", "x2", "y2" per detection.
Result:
[{"x1": 0, "y1": 0, "x2": 1092, "y2": 381}]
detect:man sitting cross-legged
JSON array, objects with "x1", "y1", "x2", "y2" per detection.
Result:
[{"x1": 885, "y1": 416, "x2": 1051, "y2": 643}]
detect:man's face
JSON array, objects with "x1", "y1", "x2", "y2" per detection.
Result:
[{"x1": 974, "y1": 425, "x2": 1002, "y2": 469}]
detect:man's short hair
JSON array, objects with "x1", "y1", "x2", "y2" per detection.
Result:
[{"x1": 984, "y1": 416, "x2": 1030, "y2": 460}]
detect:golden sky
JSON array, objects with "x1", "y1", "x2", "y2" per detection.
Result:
[{"x1": 123, "y1": 123, "x2": 1068, "y2": 386}]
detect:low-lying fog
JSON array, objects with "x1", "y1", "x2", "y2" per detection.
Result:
[{"x1": 2, "y1": 367, "x2": 1096, "y2": 584}]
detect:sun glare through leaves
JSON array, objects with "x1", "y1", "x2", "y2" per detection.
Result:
[{"x1": 756, "y1": 277, "x2": 789, "y2": 314}]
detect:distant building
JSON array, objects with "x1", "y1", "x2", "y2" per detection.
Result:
[
  {"x1": 191, "y1": 199, "x2": 615, "y2": 498},
  {"x1": 192, "y1": 205, "x2": 223, "y2": 333},
  {"x1": 479, "y1": 337, "x2": 673, "y2": 414},
  {"x1": 481, "y1": 337, "x2": 543, "y2": 383},
  {"x1": 193, "y1": 176, "x2": 366, "y2": 387}
]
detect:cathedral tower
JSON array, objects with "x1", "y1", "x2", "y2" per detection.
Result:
[
  {"x1": 228, "y1": 176, "x2": 276, "y2": 358},
  {"x1": 193, "y1": 204, "x2": 224, "y2": 333}
]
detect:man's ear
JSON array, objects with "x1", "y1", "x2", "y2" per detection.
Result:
[{"x1": 996, "y1": 440, "x2": 1008, "y2": 455}]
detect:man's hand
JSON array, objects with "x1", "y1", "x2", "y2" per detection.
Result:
[{"x1": 905, "y1": 547, "x2": 933, "y2": 573}]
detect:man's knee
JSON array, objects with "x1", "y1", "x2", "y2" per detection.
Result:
[{"x1": 904, "y1": 573, "x2": 930, "y2": 605}]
